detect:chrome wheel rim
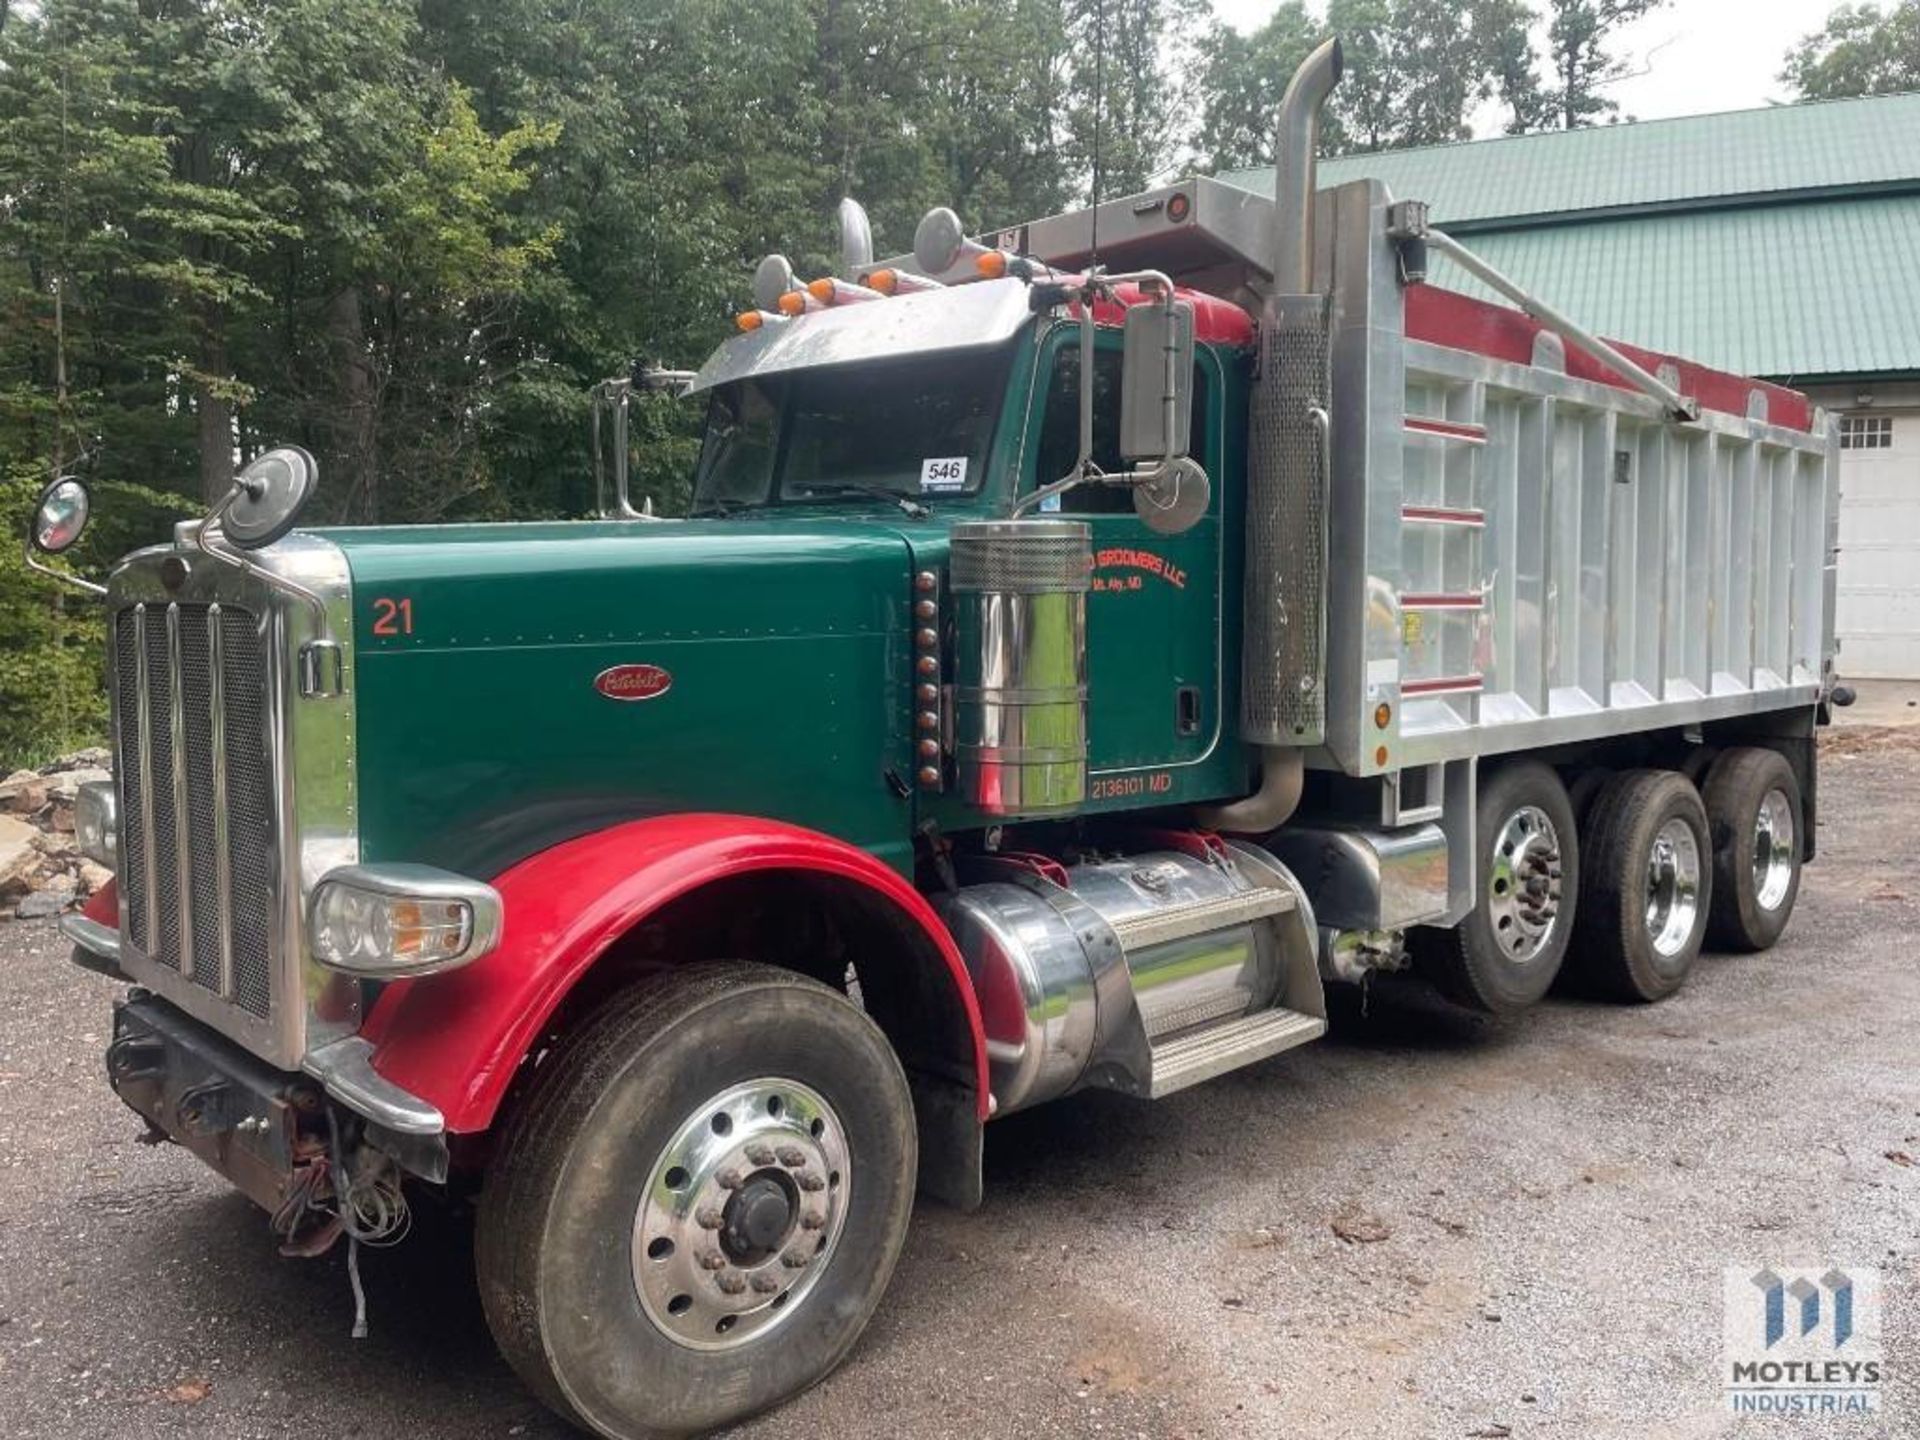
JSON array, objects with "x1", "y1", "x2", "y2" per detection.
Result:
[
  {"x1": 1645, "y1": 818, "x2": 1703, "y2": 957},
  {"x1": 1753, "y1": 788, "x2": 1796, "y2": 911},
  {"x1": 1486, "y1": 805, "x2": 1565, "y2": 962},
  {"x1": 632, "y1": 1078, "x2": 849, "y2": 1352}
]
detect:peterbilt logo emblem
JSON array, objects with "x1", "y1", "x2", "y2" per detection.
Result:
[{"x1": 594, "y1": 663, "x2": 673, "y2": 702}]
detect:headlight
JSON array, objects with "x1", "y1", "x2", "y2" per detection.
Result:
[
  {"x1": 308, "y1": 864, "x2": 503, "y2": 977},
  {"x1": 75, "y1": 780, "x2": 117, "y2": 869}
]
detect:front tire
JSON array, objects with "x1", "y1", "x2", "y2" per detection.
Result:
[
  {"x1": 1418, "y1": 760, "x2": 1578, "y2": 1014},
  {"x1": 476, "y1": 961, "x2": 917, "y2": 1440}
]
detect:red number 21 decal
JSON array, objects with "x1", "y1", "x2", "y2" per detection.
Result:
[{"x1": 371, "y1": 597, "x2": 414, "y2": 637}]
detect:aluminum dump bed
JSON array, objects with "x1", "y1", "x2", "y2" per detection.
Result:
[{"x1": 1013, "y1": 175, "x2": 1840, "y2": 782}]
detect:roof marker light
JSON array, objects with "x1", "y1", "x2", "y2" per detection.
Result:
[
  {"x1": 808, "y1": 276, "x2": 884, "y2": 305},
  {"x1": 861, "y1": 267, "x2": 943, "y2": 296}
]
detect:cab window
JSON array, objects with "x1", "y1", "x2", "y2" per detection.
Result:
[{"x1": 1032, "y1": 343, "x2": 1210, "y2": 515}]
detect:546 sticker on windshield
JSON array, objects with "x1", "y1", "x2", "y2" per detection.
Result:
[{"x1": 920, "y1": 457, "x2": 968, "y2": 493}]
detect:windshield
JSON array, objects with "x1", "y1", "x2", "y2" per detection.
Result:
[{"x1": 692, "y1": 344, "x2": 1011, "y2": 514}]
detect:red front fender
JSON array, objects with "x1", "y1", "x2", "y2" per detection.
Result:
[{"x1": 361, "y1": 815, "x2": 987, "y2": 1134}]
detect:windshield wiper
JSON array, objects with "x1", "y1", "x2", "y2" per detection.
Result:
[{"x1": 793, "y1": 483, "x2": 930, "y2": 519}]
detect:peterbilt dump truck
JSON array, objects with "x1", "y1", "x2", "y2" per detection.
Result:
[{"x1": 24, "y1": 40, "x2": 1841, "y2": 1440}]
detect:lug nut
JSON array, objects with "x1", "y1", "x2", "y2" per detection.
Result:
[
  {"x1": 799, "y1": 1210, "x2": 827, "y2": 1231},
  {"x1": 781, "y1": 1248, "x2": 811, "y2": 1269},
  {"x1": 751, "y1": 1272, "x2": 782, "y2": 1294},
  {"x1": 776, "y1": 1144, "x2": 807, "y2": 1168},
  {"x1": 698, "y1": 1250, "x2": 728, "y2": 1271},
  {"x1": 717, "y1": 1167, "x2": 744, "y2": 1190},
  {"x1": 695, "y1": 1206, "x2": 725, "y2": 1229},
  {"x1": 715, "y1": 1271, "x2": 748, "y2": 1295},
  {"x1": 796, "y1": 1171, "x2": 826, "y2": 1193},
  {"x1": 745, "y1": 1142, "x2": 775, "y2": 1166}
]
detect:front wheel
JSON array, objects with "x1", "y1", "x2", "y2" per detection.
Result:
[{"x1": 476, "y1": 961, "x2": 918, "y2": 1440}]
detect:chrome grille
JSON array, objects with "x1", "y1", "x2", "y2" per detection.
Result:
[{"x1": 114, "y1": 603, "x2": 275, "y2": 1018}]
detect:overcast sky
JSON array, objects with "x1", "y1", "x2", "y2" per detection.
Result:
[{"x1": 1211, "y1": 0, "x2": 1840, "y2": 132}]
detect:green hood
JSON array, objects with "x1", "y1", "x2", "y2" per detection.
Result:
[{"x1": 324, "y1": 518, "x2": 927, "y2": 878}]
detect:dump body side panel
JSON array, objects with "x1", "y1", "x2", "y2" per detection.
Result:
[{"x1": 1313, "y1": 180, "x2": 1838, "y2": 779}]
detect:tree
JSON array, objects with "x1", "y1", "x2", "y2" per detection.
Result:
[
  {"x1": 1534, "y1": 0, "x2": 1665, "y2": 130},
  {"x1": 1191, "y1": 3, "x2": 1323, "y2": 171},
  {"x1": 1191, "y1": 0, "x2": 1542, "y2": 169},
  {"x1": 1064, "y1": 0, "x2": 1206, "y2": 199},
  {"x1": 1783, "y1": 1, "x2": 1920, "y2": 98}
]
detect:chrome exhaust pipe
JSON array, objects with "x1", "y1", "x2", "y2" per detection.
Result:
[
  {"x1": 1197, "y1": 36, "x2": 1342, "y2": 837},
  {"x1": 1271, "y1": 36, "x2": 1343, "y2": 297}
]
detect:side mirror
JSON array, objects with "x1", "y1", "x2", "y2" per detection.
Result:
[
  {"x1": 30, "y1": 476, "x2": 91, "y2": 554},
  {"x1": 1119, "y1": 299, "x2": 1194, "y2": 461}
]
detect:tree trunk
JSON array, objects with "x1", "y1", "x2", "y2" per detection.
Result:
[
  {"x1": 196, "y1": 323, "x2": 233, "y2": 505},
  {"x1": 326, "y1": 286, "x2": 378, "y2": 522}
]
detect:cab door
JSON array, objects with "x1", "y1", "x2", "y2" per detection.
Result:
[{"x1": 1021, "y1": 330, "x2": 1225, "y2": 801}]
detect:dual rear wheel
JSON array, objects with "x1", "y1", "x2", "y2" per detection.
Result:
[{"x1": 1422, "y1": 746, "x2": 1803, "y2": 1012}]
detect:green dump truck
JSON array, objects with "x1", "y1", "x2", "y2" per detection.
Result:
[{"x1": 26, "y1": 39, "x2": 1842, "y2": 1440}]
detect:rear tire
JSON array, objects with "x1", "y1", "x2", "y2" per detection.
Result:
[
  {"x1": 1418, "y1": 760, "x2": 1578, "y2": 1014},
  {"x1": 476, "y1": 961, "x2": 917, "y2": 1440},
  {"x1": 1702, "y1": 747, "x2": 1803, "y2": 952},
  {"x1": 1572, "y1": 770, "x2": 1711, "y2": 1002}
]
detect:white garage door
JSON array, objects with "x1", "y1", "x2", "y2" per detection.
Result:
[{"x1": 1836, "y1": 410, "x2": 1920, "y2": 679}]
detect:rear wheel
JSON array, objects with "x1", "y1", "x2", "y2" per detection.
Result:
[
  {"x1": 1419, "y1": 760, "x2": 1578, "y2": 1014},
  {"x1": 1573, "y1": 770, "x2": 1711, "y2": 1002},
  {"x1": 476, "y1": 961, "x2": 917, "y2": 1440},
  {"x1": 1702, "y1": 746, "x2": 1803, "y2": 952}
]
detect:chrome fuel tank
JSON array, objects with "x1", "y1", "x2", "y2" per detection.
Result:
[{"x1": 937, "y1": 842, "x2": 1317, "y2": 1114}]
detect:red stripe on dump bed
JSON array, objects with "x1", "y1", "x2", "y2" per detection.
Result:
[
  {"x1": 1404, "y1": 415, "x2": 1488, "y2": 442},
  {"x1": 1402, "y1": 674, "x2": 1485, "y2": 696},
  {"x1": 1405, "y1": 285, "x2": 1813, "y2": 433}
]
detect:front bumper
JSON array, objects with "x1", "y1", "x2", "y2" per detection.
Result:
[{"x1": 107, "y1": 992, "x2": 314, "y2": 1212}]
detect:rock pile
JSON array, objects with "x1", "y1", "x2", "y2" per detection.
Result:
[{"x1": 0, "y1": 749, "x2": 114, "y2": 921}]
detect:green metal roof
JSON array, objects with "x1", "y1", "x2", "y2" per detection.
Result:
[
  {"x1": 1216, "y1": 92, "x2": 1920, "y2": 379},
  {"x1": 1220, "y1": 91, "x2": 1920, "y2": 229},
  {"x1": 1420, "y1": 196, "x2": 1920, "y2": 381}
]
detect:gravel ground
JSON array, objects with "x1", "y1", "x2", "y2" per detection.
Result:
[{"x1": 2, "y1": 731, "x2": 1916, "y2": 1440}]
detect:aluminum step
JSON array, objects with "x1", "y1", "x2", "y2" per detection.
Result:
[{"x1": 1143, "y1": 1007, "x2": 1326, "y2": 1099}]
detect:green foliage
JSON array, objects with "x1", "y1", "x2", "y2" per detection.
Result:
[
  {"x1": 1783, "y1": 2, "x2": 1920, "y2": 98},
  {"x1": 1189, "y1": 0, "x2": 1548, "y2": 167},
  {"x1": 0, "y1": 0, "x2": 1704, "y2": 761},
  {"x1": 0, "y1": 474, "x2": 197, "y2": 769},
  {"x1": 1533, "y1": 0, "x2": 1665, "y2": 129}
]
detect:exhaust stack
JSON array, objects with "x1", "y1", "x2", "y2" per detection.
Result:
[{"x1": 1197, "y1": 36, "x2": 1341, "y2": 835}]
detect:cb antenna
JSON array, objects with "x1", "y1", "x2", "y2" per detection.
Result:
[{"x1": 1088, "y1": 0, "x2": 1105, "y2": 270}]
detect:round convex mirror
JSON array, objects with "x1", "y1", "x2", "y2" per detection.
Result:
[
  {"x1": 223, "y1": 446, "x2": 317, "y2": 550},
  {"x1": 30, "y1": 477, "x2": 91, "y2": 555},
  {"x1": 1133, "y1": 457, "x2": 1211, "y2": 536}
]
